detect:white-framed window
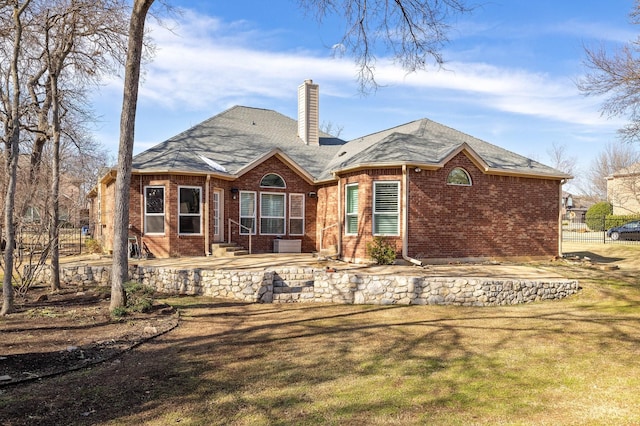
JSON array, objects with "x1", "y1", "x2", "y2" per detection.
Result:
[
  {"x1": 23, "y1": 206, "x2": 41, "y2": 223},
  {"x1": 240, "y1": 191, "x2": 256, "y2": 235},
  {"x1": 144, "y1": 186, "x2": 165, "y2": 234},
  {"x1": 260, "y1": 173, "x2": 286, "y2": 188},
  {"x1": 260, "y1": 192, "x2": 286, "y2": 235},
  {"x1": 447, "y1": 167, "x2": 472, "y2": 186},
  {"x1": 178, "y1": 186, "x2": 202, "y2": 235},
  {"x1": 373, "y1": 181, "x2": 400, "y2": 236},
  {"x1": 289, "y1": 193, "x2": 305, "y2": 235},
  {"x1": 212, "y1": 190, "x2": 221, "y2": 237},
  {"x1": 345, "y1": 183, "x2": 359, "y2": 235}
]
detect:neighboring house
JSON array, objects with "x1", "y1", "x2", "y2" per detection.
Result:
[
  {"x1": 607, "y1": 163, "x2": 640, "y2": 215},
  {"x1": 561, "y1": 192, "x2": 593, "y2": 223},
  {"x1": 89, "y1": 80, "x2": 570, "y2": 263},
  {"x1": 0, "y1": 153, "x2": 87, "y2": 229}
]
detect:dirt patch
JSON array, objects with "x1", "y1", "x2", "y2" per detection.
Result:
[{"x1": 0, "y1": 285, "x2": 178, "y2": 386}]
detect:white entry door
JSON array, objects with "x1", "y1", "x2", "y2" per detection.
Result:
[{"x1": 213, "y1": 189, "x2": 223, "y2": 242}]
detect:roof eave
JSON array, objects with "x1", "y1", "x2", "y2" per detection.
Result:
[
  {"x1": 235, "y1": 148, "x2": 316, "y2": 185},
  {"x1": 330, "y1": 161, "x2": 571, "y2": 181}
]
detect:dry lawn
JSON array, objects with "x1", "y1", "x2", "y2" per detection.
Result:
[{"x1": 1, "y1": 243, "x2": 640, "y2": 425}]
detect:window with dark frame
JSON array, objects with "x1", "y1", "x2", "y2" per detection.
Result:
[
  {"x1": 144, "y1": 186, "x2": 165, "y2": 234},
  {"x1": 178, "y1": 186, "x2": 202, "y2": 234}
]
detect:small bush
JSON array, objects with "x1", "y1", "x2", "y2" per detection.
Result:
[
  {"x1": 366, "y1": 237, "x2": 397, "y2": 265},
  {"x1": 585, "y1": 202, "x2": 613, "y2": 231},
  {"x1": 84, "y1": 238, "x2": 102, "y2": 254},
  {"x1": 124, "y1": 281, "x2": 155, "y2": 313},
  {"x1": 111, "y1": 306, "x2": 127, "y2": 319}
]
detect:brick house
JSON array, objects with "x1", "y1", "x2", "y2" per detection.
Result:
[{"x1": 88, "y1": 80, "x2": 570, "y2": 263}]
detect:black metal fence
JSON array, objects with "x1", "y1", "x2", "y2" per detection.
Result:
[
  {"x1": 562, "y1": 215, "x2": 640, "y2": 245},
  {"x1": 14, "y1": 225, "x2": 89, "y2": 257}
]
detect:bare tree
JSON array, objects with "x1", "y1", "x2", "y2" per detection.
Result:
[
  {"x1": 37, "y1": 1, "x2": 126, "y2": 291},
  {"x1": 1, "y1": 0, "x2": 32, "y2": 315},
  {"x1": 110, "y1": 0, "x2": 154, "y2": 311},
  {"x1": 547, "y1": 141, "x2": 577, "y2": 177},
  {"x1": 301, "y1": 0, "x2": 472, "y2": 92},
  {"x1": 320, "y1": 120, "x2": 345, "y2": 138},
  {"x1": 578, "y1": 141, "x2": 640, "y2": 202},
  {"x1": 578, "y1": 3, "x2": 640, "y2": 141}
]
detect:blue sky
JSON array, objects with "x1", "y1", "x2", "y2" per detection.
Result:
[{"x1": 91, "y1": 0, "x2": 638, "y2": 192}]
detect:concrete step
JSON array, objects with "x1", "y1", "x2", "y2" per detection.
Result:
[{"x1": 211, "y1": 243, "x2": 248, "y2": 257}]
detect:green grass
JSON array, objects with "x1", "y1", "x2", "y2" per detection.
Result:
[
  {"x1": 130, "y1": 277, "x2": 640, "y2": 425},
  {"x1": 3, "y1": 244, "x2": 640, "y2": 425}
]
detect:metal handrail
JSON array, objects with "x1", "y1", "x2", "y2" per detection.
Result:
[{"x1": 228, "y1": 218, "x2": 252, "y2": 254}]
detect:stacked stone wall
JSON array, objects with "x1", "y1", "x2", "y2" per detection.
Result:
[{"x1": 32, "y1": 265, "x2": 579, "y2": 307}]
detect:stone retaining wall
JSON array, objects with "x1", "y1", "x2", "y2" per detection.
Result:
[{"x1": 34, "y1": 264, "x2": 580, "y2": 306}]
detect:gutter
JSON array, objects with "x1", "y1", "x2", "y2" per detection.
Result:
[
  {"x1": 559, "y1": 178, "x2": 567, "y2": 258},
  {"x1": 402, "y1": 165, "x2": 423, "y2": 267},
  {"x1": 205, "y1": 174, "x2": 211, "y2": 256},
  {"x1": 337, "y1": 177, "x2": 342, "y2": 258}
]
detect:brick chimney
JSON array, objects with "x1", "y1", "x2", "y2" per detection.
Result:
[{"x1": 297, "y1": 79, "x2": 319, "y2": 146}]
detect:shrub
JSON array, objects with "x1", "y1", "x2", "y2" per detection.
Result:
[
  {"x1": 84, "y1": 238, "x2": 102, "y2": 254},
  {"x1": 366, "y1": 237, "x2": 397, "y2": 265},
  {"x1": 585, "y1": 202, "x2": 612, "y2": 231},
  {"x1": 111, "y1": 306, "x2": 127, "y2": 319},
  {"x1": 124, "y1": 281, "x2": 155, "y2": 313},
  {"x1": 604, "y1": 214, "x2": 640, "y2": 230}
]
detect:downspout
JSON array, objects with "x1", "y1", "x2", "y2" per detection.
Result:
[
  {"x1": 139, "y1": 176, "x2": 143, "y2": 242},
  {"x1": 205, "y1": 174, "x2": 211, "y2": 256},
  {"x1": 559, "y1": 179, "x2": 566, "y2": 258},
  {"x1": 337, "y1": 177, "x2": 342, "y2": 258},
  {"x1": 402, "y1": 165, "x2": 423, "y2": 266}
]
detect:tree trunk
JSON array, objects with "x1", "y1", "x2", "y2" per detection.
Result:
[
  {"x1": 110, "y1": 0, "x2": 154, "y2": 311},
  {"x1": 2, "y1": 1, "x2": 31, "y2": 316},
  {"x1": 49, "y1": 72, "x2": 61, "y2": 292}
]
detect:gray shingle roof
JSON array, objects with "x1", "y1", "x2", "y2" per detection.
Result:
[
  {"x1": 132, "y1": 106, "x2": 345, "y2": 179},
  {"x1": 132, "y1": 106, "x2": 570, "y2": 182},
  {"x1": 319, "y1": 118, "x2": 569, "y2": 180}
]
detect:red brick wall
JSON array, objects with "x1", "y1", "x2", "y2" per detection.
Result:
[
  {"x1": 227, "y1": 156, "x2": 317, "y2": 253},
  {"x1": 316, "y1": 183, "x2": 339, "y2": 251},
  {"x1": 406, "y1": 153, "x2": 560, "y2": 260},
  {"x1": 340, "y1": 169, "x2": 403, "y2": 261},
  {"x1": 124, "y1": 155, "x2": 318, "y2": 257},
  {"x1": 130, "y1": 174, "x2": 234, "y2": 258},
  {"x1": 334, "y1": 155, "x2": 560, "y2": 261},
  {"x1": 115, "y1": 152, "x2": 560, "y2": 261}
]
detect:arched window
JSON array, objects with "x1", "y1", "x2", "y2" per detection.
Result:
[
  {"x1": 447, "y1": 167, "x2": 472, "y2": 186},
  {"x1": 260, "y1": 173, "x2": 286, "y2": 188}
]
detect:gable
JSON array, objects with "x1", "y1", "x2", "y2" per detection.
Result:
[{"x1": 131, "y1": 106, "x2": 345, "y2": 180}]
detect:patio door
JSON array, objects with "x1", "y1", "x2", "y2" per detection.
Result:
[{"x1": 213, "y1": 189, "x2": 223, "y2": 242}]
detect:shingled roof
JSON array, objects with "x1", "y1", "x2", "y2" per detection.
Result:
[
  {"x1": 321, "y1": 118, "x2": 569, "y2": 180},
  {"x1": 132, "y1": 106, "x2": 345, "y2": 180},
  {"x1": 131, "y1": 105, "x2": 570, "y2": 182}
]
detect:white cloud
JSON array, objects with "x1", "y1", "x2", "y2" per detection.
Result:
[{"x1": 118, "y1": 10, "x2": 617, "y2": 132}]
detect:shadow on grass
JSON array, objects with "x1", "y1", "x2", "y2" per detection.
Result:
[
  {"x1": 563, "y1": 250, "x2": 624, "y2": 264},
  {"x1": 3, "y1": 292, "x2": 640, "y2": 425}
]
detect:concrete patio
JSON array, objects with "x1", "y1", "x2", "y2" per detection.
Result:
[{"x1": 59, "y1": 252, "x2": 565, "y2": 280}]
